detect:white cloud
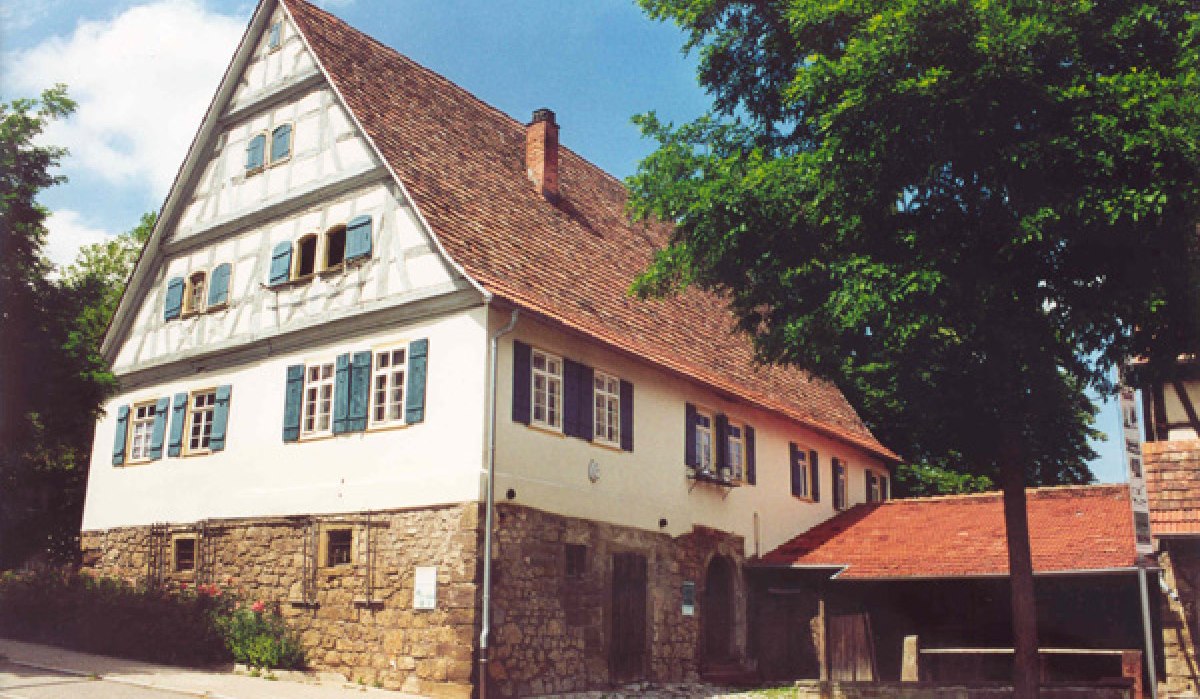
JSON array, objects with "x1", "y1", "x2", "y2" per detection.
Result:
[
  {"x1": 6, "y1": 1, "x2": 244, "y2": 199},
  {"x1": 44, "y1": 210, "x2": 114, "y2": 269}
]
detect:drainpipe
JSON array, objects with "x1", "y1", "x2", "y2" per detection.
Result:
[{"x1": 479, "y1": 307, "x2": 518, "y2": 699}]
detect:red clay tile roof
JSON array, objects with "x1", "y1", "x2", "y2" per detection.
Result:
[
  {"x1": 1144, "y1": 440, "x2": 1200, "y2": 536},
  {"x1": 759, "y1": 485, "x2": 1137, "y2": 578},
  {"x1": 279, "y1": 0, "x2": 897, "y2": 461}
]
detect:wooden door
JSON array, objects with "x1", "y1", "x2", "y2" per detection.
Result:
[
  {"x1": 610, "y1": 552, "x2": 647, "y2": 680},
  {"x1": 828, "y1": 610, "x2": 877, "y2": 681}
]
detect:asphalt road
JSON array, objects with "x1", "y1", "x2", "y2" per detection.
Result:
[{"x1": 0, "y1": 660, "x2": 193, "y2": 699}]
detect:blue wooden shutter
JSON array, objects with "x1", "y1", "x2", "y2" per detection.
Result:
[
  {"x1": 512, "y1": 341, "x2": 531, "y2": 424},
  {"x1": 344, "y1": 215, "x2": 373, "y2": 262},
  {"x1": 684, "y1": 403, "x2": 698, "y2": 468},
  {"x1": 246, "y1": 134, "x2": 265, "y2": 170},
  {"x1": 714, "y1": 413, "x2": 729, "y2": 477},
  {"x1": 347, "y1": 351, "x2": 371, "y2": 432},
  {"x1": 148, "y1": 397, "x2": 170, "y2": 460},
  {"x1": 405, "y1": 339, "x2": 428, "y2": 424},
  {"x1": 208, "y1": 263, "x2": 232, "y2": 307},
  {"x1": 810, "y1": 449, "x2": 820, "y2": 502},
  {"x1": 579, "y1": 364, "x2": 594, "y2": 442},
  {"x1": 210, "y1": 385, "x2": 232, "y2": 451},
  {"x1": 267, "y1": 21, "x2": 282, "y2": 49},
  {"x1": 332, "y1": 353, "x2": 351, "y2": 434},
  {"x1": 744, "y1": 424, "x2": 755, "y2": 484},
  {"x1": 112, "y1": 405, "x2": 130, "y2": 465},
  {"x1": 619, "y1": 379, "x2": 633, "y2": 452},
  {"x1": 283, "y1": 365, "x2": 304, "y2": 442},
  {"x1": 268, "y1": 241, "x2": 292, "y2": 285},
  {"x1": 270, "y1": 124, "x2": 292, "y2": 162},
  {"x1": 168, "y1": 393, "x2": 188, "y2": 457},
  {"x1": 164, "y1": 277, "x2": 184, "y2": 320},
  {"x1": 563, "y1": 359, "x2": 581, "y2": 438}
]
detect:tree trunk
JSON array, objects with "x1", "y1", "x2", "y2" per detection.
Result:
[{"x1": 999, "y1": 454, "x2": 1040, "y2": 698}]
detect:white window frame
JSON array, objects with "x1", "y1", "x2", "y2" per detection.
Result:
[
  {"x1": 593, "y1": 370, "x2": 621, "y2": 446},
  {"x1": 301, "y1": 361, "x2": 336, "y2": 438},
  {"x1": 694, "y1": 410, "x2": 714, "y2": 474},
  {"x1": 726, "y1": 421, "x2": 745, "y2": 481},
  {"x1": 127, "y1": 401, "x2": 157, "y2": 463},
  {"x1": 185, "y1": 388, "x2": 218, "y2": 455},
  {"x1": 792, "y1": 447, "x2": 810, "y2": 499},
  {"x1": 370, "y1": 345, "x2": 407, "y2": 428},
  {"x1": 531, "y1": 348, "x2": 563, "y2": 431}
]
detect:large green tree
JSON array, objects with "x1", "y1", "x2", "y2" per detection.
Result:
[{"x1": 629, "y1": 1, "x2": 1200, "y2": 694}]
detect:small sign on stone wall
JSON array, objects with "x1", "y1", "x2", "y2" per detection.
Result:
[
  {"x1": 681, "y1": 581, "x2": 695, "y2": 616},
  {"x1": 414, "y1": 566, "x2": 437, "y2": 609}
]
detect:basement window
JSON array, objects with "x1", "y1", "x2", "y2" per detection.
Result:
[
  {"x1": 324, "y1": 529, "x2": 352, "y2": 567},
  {"x1": 173, "y1": 536, "x2": 197, "y2": 573}
]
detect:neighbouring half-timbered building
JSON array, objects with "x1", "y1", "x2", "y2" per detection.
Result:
[{"x1": 79, "y1": 1, "x2": 898, "y2": 696}]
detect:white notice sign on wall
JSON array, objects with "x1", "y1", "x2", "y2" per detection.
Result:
[{"x1": 414, "y1": 566, "x2": 437, "y2": 610}]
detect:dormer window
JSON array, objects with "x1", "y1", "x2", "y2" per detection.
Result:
[
  {"x1": 294, "y1": 234, "x2": 318, "y2": 279},
  {"x1": 183, "y1": 272, "x2": 206, "y2": 316},
  {"x1": 267, "y1": 21, "x2": 283, "y2": 51},
  {"x1": 323, "y1": 225, "x2": 346, "y2": 271}
]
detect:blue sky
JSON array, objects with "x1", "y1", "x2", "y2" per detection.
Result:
[{"x1": 0, "y1": 0, "x2": 1132, "y2": 484}]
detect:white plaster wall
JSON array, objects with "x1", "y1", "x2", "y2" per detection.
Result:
[
  {"x1": 83, "y1": 306, "x2": 489, "y2": 531},
  {"x1": 1164, "y1": 380, "x2": 1200, "y2": 440},
  {"x1": 229, "y1": 6, "x2": 315, "y2": 109},
  {"x1": 113, "y1": 181, "x2": 459, "y2": 373},
  {"x1": 491, "y1": 310, "x2": 891, "y2": 555}
]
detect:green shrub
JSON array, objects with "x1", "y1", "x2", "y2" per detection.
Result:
[{"x1": 0, "y1": 569, "x2": 303, "y2": 670}]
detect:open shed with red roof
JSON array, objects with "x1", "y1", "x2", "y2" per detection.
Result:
[{"x1": 748, "y1": 484, "x2": 1157, "y2": 686}]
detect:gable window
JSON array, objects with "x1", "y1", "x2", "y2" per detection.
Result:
[
  {"x1": 302, "y1": 362, "x2": 335, "y2": 436},
  {"x1": 324, "y1": 528, "x2": 352, "y2": 567},
  {"x1": 531, "y1": 349, "x2": 563, "y2": 430},
  {"x1": 183, "y1": 272, "x2": 206, "y2": 316},
  {"x1": 593, "y1": 371, "x2": 620, "y2": 446},
  {"x1": 187, "y1": 389, "x2": 217, "y2": 453},
  {"x1": 727, "y1": 422, "x2": 745, "y2": 481},
  {"x1": 294, "y1": 234, "x2": 318, "y2": 279},
  {"x1": 173, "y1": 536, "x2": 197, "y2": 573},
  {"x1": 694, "y1": 410, "x2": 714, "y2": 473},
  {"x1": 245, "y1": 133, "x2": 266, "y2": 172},
  {"x1": 833, "y1": 458, "x2": 848, "y2": 510},
  {"x1": 127, "y1": 402, "x2": 157, "y2": 462},
  {"x1": 267, "y1": 21, "x2": 283, "y2": 51},
  {"x1": 790, "y1": 445, "x2": 810, "y2": 498},
  {"x1": 323, "y1": 225, "x2": 346, "y2": 271},
  {"x1": 371, "y1": 347, "x2": 406, "y2": 426}
]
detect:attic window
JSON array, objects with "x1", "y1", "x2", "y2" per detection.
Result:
[
  {"x1": 183, "y1": 272, "x2": 206, "y2": 316},
  {"x1": 294, "y1": 234, "x2": 318, "y2": 279},
  {"x1": 267, "y1": 21, "x2": 282, "y2": 51},
  {"x1": 323, "y1": 226, "x2": 346, "y2": 270}
]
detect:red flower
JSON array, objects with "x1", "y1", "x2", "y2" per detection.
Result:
[{"x1": 251, "y1": 601, "x2": 266, "y2": 613}]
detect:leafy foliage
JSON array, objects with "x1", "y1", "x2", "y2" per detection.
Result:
[
  {"x1": 629, "y1": 0, "x2": 1200, "y2": 489},
  {"x1": 216, "y1": 602, "x2": 306, "y2": 669}
]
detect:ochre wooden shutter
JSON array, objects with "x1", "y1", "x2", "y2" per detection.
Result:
[
  {"x1": 344, "y1": 215, "x2": 373, "y2": 262},
  {"x1": 270, "y1": 124, "x2": 292, "y2": 162},
  {"x1": 268, "y1": 241, "x2": 292, "y2": 285},
  {"x1": 348, "y1": 351, "x2": 371, "y2": 431},
  {"x1": 684, "y1": 403, "x2": 698, "y2": 467},
  {"x1": 714, "y1": 413, "x2": 729, "y2": 477},
  {"x1": 210, "y1": 385, "x2": 232, "y2": 451},
  {"x1": 208, "y1": 263, "x2": 232, "y2": 307},
  {"x1": 332, "y1": 353, "x2": 351, "y2": 434},
  {"x1": 112, "y1": 405, "x2": 130, "y2": 465},
  {"x1": 164, "y1": 277, "x2": 184, "y2": 320},
  {"x1": 283, "y1": 365, "x2": 304, "y2": 442},
  {"x1": 246, "y1": 133, "x2": 265, "y2": 170},
  {"x1": 810, "y1": 449, "x2": 820, "y2": 502},
  {"x1": 405, "y1": 339, "x2": 428, "y2": 424},
  {"x1": 512, "y1": 341, "x2": 531, "y2": 424},
  {"x1": 148, "y1": 397, "x2": 170, "y2": 460},
  {"x1": 168, "y1": 393, "x2": 187, "y2": 457},
  {"x1": 619, "y1": 379, "x2": 633, "y2": 452},
  {"x1": 744, "y1": 424, "x2": 756, "y2": 484},
  {"x1": 563, "y1": 358, "x2": 581, "y2": 438}
]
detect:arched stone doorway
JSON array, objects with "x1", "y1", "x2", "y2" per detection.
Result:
[{"x1": 704, "y1": 555, "x2": 736, "y2": 664}]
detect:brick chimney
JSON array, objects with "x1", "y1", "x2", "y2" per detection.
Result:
[{"x1": 526, "y1": 108, "x2": 559, "y2": 202}]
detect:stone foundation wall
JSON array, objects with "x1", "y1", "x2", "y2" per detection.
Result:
[
  {"x1": 487, "y1": 503, "x2": 745, "y2": 698},
  {"x1": 1158, "y1": 539, "x2": 1200, "y2": 697},
  {"x1": 80, "y1": 503, "x2": 482, "y2": 698}
]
